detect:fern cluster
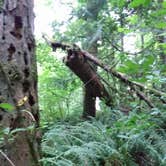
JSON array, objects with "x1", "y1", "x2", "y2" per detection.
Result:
[{"x1": 41, "y1": 108, "x2": 166, "y2": 166}]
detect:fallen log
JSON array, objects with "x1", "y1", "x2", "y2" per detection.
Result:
[{"x1": 43, "y1": 35, "x2": 166, "y2": 110}]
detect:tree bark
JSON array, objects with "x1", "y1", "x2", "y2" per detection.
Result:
[
  {"x1": 83, "y1": 88, "x2": 96, "y2": 118},
  {"x1": 81, "y1": 0, "x2": 101, "y2": 118},
  {"x1": 0, "y1": 1, "x2": 40, "y2": 166},
  {"x1": 83, "y1": 43, "x2": 98, "y2": 118},
  {"x1": 64, "y1": 49, "x2": 112, "y2": 118}
]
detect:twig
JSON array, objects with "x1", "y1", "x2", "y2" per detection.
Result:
[
  {"x1": 0, "y1": 150, "x2": 16, "y2": 166},
  {"x1": 105, "y1": 37, "x2": 154, "y2": 55},
  {"x1": 42, "y1": 34, "x2": 52, "y2": 46},
  {"x1": 132, "y1": 86, "x2": 155, "y2": 108},
  {"x1": 42, "y1": 34, "x2": 70, "y2": 51},
  {"x1": 22, "y1": 110, "x2": 36, "y2": 122}
]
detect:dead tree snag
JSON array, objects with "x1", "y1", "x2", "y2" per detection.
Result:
[
  {"x1": 64, "y1": 49, "x2": 112, "y2": 118},
  {"x1": 42, "y1": 35, "x2": 113, "y2": 118}
]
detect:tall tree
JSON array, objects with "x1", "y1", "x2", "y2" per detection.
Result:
[
  {"x1": 81, "y1": 0, "x2": 106, "y2": 118},
  {"x1": 0, "y1": 0, "x2": 40, "y2": 165}
]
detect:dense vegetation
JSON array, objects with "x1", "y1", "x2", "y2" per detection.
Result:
[
  {"x1": 1, "y1": 0, "x2": 165, "y2": 165},
  {"x1": 36, "y1": 0, "x2": 166, "y2": 165}
]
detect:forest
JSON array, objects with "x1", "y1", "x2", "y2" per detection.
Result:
[{"x1": 0, "y1": 0, "x2": 166, "y2": 165}]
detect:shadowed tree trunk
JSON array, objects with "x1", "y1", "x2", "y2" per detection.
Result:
[
  {"x1": 83, "y1": 43, "x2": 98, "y2": 118},
  {"x1": 0, "y1": 0, "x2": 40, "y2": 165},
  {"x1": 81, "y1": 0, "x2": 107, "y2": 118},
  {"x1": 63, "y1": 48, "x2": 112, "y2": 117},
  {"x1": 157, "y1": 0, "x2": 166, "y2": 89},
  {"x1": 157, "y1": 32, "x2": 166, "y2": 90}
]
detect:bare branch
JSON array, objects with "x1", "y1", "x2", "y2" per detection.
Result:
[
  {"x1": 105, "y1": 37, "x2": 154, "y2": 55},
  {"x1": 0, "y1": 150, "x2": 16, "y2": 166}
]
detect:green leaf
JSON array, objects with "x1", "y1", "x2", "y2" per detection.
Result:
[
  {"x1": 143, "y1": 0, "x2": 151, "y2": 6},
  {"x1": 162, "y1": 1, "x2": 166, "y2": 8},
  {"x1": 159, "y1": 43, "x2": 166, "y2": 49},
  {"x1": 0, "y1": 103, "x2": 15, "y2": 112},
  {"x1": 151, "y1": 9, "x2": 166, "y2": 17},
  {"x1": 3, "y1": 127, "x2": 10, "y2": 135},
  {"x1": 129, "y1": 0, "x2": 151, "y2": 8},
  {"x1": 141, "y1": 56, "x2": 154, "y2": 69},
  {"x1": 129, "y1": 0, "x2": 150, "y2": 8},
  {"x1": 128, "y1": 15, "x2": 138, "y2": 24},
  {"x1": 117, "y1": 60, "x2": 139, "y2": 74},
  {"x1": 117, "y1": 27, "x2": 131, "y2": 33},
  {"x1": 151, "y1": 108, "x2": 161, "y2": 116},
  {"x1": 155, "y1": 22, "x2": 166, "y2": 29},
  {"x1": 136, "y1": 77, "x2": 148, "y2": 83},
  {"x1": 118, "y1": 0, "x2": 125, "y2": 7},
  {"x1": 129, "y1": 0, "x2": 142, "y2": 8},
  {"x1": 11, "y1": 126, "x2": 34, "y2": 134},
  {"x1": 117, "y1": 135, "x2": 129, "y2": 139}
]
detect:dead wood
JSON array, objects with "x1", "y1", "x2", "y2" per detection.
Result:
[
  {"x1": 64, "y1": 48, "x2": 112, "y2": 105},
  {"x1": 43, "y1": 36, "x2": 166, "y2": 109}
]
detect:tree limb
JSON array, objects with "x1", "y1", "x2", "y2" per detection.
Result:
[
  {"x1": 43, "y1": 37, "x2": 166, "y2": 107},
  {"x1": 82, "y1": 50, "x2": 166, "y2": 97}
]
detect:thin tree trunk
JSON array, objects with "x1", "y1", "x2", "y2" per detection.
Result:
[
  {"x1": 83, "y1": 43, "x2": 98, "y2": 118},
  {"x1": 141, "y1": 34, "x2": 144, "y2": 50},
  {"x1": 158, "y1": 35, "x2": 166, "y2": 64},
  {"x1": 120, "y1": 13, "x2": 124, "y2": 52},
  {"x1": 83, "y1": 88, "x2": 96, "y2": 118},
  {"x1": 62, "y1": 47, "x2": 112, "y2": 118},
  {"x1": 157, "y1": 0, "x2": 166, "y2": 89},
  {"x1": 0, "y1": 1, "x2": 40, "y2": 166}
]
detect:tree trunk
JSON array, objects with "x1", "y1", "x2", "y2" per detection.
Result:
[
  {"x1": 157, "y1": 0, "x2": 166, "y2": 64},
  {"x1": 83, "y1": 88, "x2": 96, "y2": 118},
  {"x1": 157, "y1": 0, "x2": 166, "y2": 89},
  {"x1": 82, "y1": 0, "x2": 100, "y2": 118},
  {"x1": 119, "y1": 13, "x2": 124, "y2": 52},
  {"x1": 158, "y1": 34, "x2": 166, "y2": 64},
  {"x1": 0, "y1": 0, "x2": 40, "y2": 166},
  {"x1": 83, "y1": 43, "x2": 98, "y2": 118},
  {"x1": 63, "y1": 48, "x2": 112, "y2": 118}
]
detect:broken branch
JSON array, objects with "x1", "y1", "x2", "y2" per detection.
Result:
[{"x1": 43, "y1": 37, "x2": 166, "y2": 107}]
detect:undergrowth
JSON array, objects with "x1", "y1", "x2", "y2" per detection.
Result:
[{"x1": 41, "y1": 108, "x2": 166, "y2": 166}]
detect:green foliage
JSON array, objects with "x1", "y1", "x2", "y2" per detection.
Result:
[
  {"x1": 37, "y1": 42, "x2": 82, "y2": 125},
  {"x1": 37, "y1": 0, "x2": 166, "y2": 165},
  {"x1": 129, "y1": 0, "x2": 151, "y2": 8},
  {"x1": 41, "y1": 109, "x2": 166, "y2": 165},
  {"x1": 0, "y1": 103, "x2": 14, "y2": 112}
]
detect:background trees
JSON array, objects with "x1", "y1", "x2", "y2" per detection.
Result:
[
  {"x1": 38, "y1": 0, "x2": 166, "y2": 165},
  {"x1": 1, "y1": 0, "x2": 164, "y2": 165},
  {"x1": 39, "y1": 0, "x2": 166, "y2": 119}
]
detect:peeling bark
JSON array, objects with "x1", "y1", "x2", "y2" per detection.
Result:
[{"x1": 0, "y1": 0, "x2": 40, "y2": 166}]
